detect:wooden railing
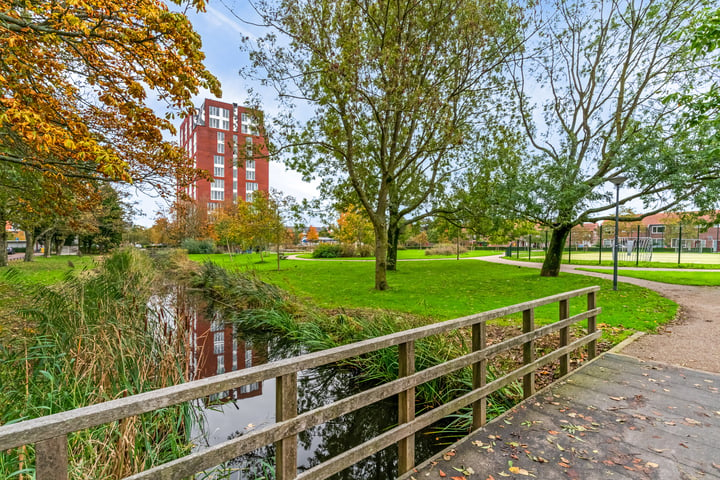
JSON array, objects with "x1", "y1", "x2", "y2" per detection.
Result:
[{"x1": 0, "y1": 286, "x2": 601, "y2": 480}]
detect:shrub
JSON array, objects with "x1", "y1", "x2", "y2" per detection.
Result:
[
  {"x1": 356, "y1": 244, "x2": 374, "y2": 257},
  {"x1": 425, "y1": 244, "x2": 468, "y2": 256},
  {"x1": 181, "y1": 238, "x2": 216, "y2": 254},
  {"x1": 340, "y1": 244, "x2": 357, "y2": 257},
  {"x1": 312, "y1": 243, "x2": 344, "y2": 258}
]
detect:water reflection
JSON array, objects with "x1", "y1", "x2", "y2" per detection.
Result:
[{"x1": 185, "y1": 299, "x2": 446, "y2": 479}]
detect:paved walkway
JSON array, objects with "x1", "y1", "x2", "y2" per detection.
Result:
[{"x1": 401, "y1": 353, "x2": 720, "y2": 480}]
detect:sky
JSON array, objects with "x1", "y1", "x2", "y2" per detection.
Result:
[{"x1": 130, "y1": 1, "x2": 319, "y2": 227}]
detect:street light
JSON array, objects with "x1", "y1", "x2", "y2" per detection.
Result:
[{"x1": 609, "y1": 176, "x2": 627, "y2": 291}]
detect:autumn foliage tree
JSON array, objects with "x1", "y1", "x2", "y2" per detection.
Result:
[
  {"x1": 335, "y1": 206, "x2": 373, "y2": 246},
  {"x1": 305, "y1": 226, "x2": 319, "y2": 243},
  {"x1": 0, "y1": 0, "x2": 220, "y2": 189}
]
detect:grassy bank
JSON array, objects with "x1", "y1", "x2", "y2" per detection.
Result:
[
  {"x1": 0, "y1": 250, "x2": 190, "y2": 479},
  {"x1": 188, "y1": 254, "x2": 677, "y2": 339},
  {"x1": 577, "y1": 268, "x2": 720, "y2": 286},
  {"x1": 2, "y1": 255, "x2": 98, "y2": 285}
]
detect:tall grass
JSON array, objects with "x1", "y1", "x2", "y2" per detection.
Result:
[{"x1": 0, "y1": 249, "x2": 191, "y2": 479}]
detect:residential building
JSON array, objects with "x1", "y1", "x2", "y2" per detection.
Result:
[
  {"x1": 641, "y1": 212, "x2": 720, "y2": 251},
  {"x1": 179, "y1": 99, "x2": 269, "y2": 213}
]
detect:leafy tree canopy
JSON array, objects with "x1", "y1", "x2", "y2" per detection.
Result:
[
  {"x1": 494, "y1": 0, "x2": 720, "y2": 276},
  {"x1": 0, "y1": 0, "x2": 220, "y2": 190},
  {"x1": 242, "y1": 0, "x2": 521, "y2": 289}
]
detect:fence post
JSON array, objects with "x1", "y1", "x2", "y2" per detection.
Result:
[
  {"x1": 559, "y1": 299, "x2": 570, "y2": 377},
  {"x1": 398, "y1": 341, "x2": 416, "y2": 474},
  {"x1": 522, "y1": 308, "x2": 535, "y2": 399},
  {"x1": 599, "y1": 226, "x2": 603, "y2": 265},
  {"x1": 276, "y1": 373, "x2": 298, "y2": 480},
  {"x1": 36, "y1": 435, "x2": 68, "y2": 480},
  {"x1": 587, "y1": 291, "x2": 597, "y2": 360},
  {"x1": 472, "y1": 322, "x2": 487, "y2": 429}
]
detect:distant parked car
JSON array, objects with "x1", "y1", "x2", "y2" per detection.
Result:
[{"x1": 6, "y1": 247, "x2": 14, "y2": 254}]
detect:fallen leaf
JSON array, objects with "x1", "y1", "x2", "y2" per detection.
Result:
[
  {"x1": 684, "y1": 417, "x2": 701, "y2": 425},
  {"x1": 439, "y1": 469, "x2": 447, "y2": 477},
  {"x1": 558, "y1": 462, "x2": 570, "y2": 468},
  {"x1": 609, "y1": 396, "x2": 625, "y2": 401},
  {"x1": 450, "y1": 477, "x2": 466, "y2": 480},
  {"x1": 509, "y1": 466, "x2": 532, "y2": 476},
  {"x1": 712, "y1": 463, "x2": 720, "y2": 470},
  {"x1": 443, "y1": 449, "x2": 456, "y2": 461},
  {"x1": 645, "y1": 462, "x2": 659, "y2": 469}
]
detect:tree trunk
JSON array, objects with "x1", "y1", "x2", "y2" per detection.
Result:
[
  {"x1": 387, "y1": 219, "x2": 400, "y2": 271},
  {"x1": 44, "y1": 233, "x2": 52, "y2": 257},
  {"x1": 24, "y1": 230, "x2": 35, "y2": 262},
  {"x1": 276, "y1": 232, "x2": 281, "y2": 271},
  {"x1": 0, "y1": 210, "x2": 7, "y2": 267},
  {"x1": 55, "y1": 235, "x2": 65, "y2": 256},
  {"x1": 541, "y1": 225, "x2": 572, "y2": 277},
  {"x1": 373, "y1": 222, "x2": 389, "y2": 290}
]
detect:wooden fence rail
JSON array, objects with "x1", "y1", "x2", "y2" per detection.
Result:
[{"x1": 0, "y1": 286, "x2": 601, "y2": 480}]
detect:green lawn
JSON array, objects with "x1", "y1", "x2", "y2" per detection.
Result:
[
  {"x1": 1, "y1": 255, "x2": 98, "y2": 285},
  {"x1": 578, "y1": 268, "x2": 720, "y2": 286},
  {"x1": 190, "y1": 254, "x2": 676, "y2": 339},
  {"x1": 293, "y1": 249, "x2": 503, "y2": 260}
]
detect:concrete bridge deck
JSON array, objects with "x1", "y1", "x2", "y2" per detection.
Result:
[{"x1": 402, "y1": 353, "x2": 720, "y2": 479}]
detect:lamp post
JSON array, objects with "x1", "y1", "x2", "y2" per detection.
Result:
[{"x1": 609, "y1": 176, "x2": 627, "y2": 291}]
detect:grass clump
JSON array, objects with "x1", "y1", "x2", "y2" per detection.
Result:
[{"x1": 0, "y1": 249, "x2": 191, "y2": 479}]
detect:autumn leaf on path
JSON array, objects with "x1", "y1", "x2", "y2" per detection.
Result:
[{"x1": 509, "y1": 466, "x2": 535, "y2": 476}]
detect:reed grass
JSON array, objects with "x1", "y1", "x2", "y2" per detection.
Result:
[{"x1": 0, "y1": 249, "x2": 191, "y2": 479}]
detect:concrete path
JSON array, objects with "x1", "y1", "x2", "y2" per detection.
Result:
[{"x1": 401, "y1": 353, "x2": 720, "y2": 480}]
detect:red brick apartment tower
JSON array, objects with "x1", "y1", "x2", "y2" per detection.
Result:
[
  {"x1": 190, "y1": 310, "x2": 266, "y2": 403},
  {"x1": 178, "y1": 99, "x2": 269, "y2": 213}
]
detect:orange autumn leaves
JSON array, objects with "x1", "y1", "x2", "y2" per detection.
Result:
[{"x1": 0, "y1": 0, "x2": 220, "y2": 189}]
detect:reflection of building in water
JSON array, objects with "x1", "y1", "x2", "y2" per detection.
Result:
[{"x1": 190, "y1": 310, "x2": 266, "y2": 402}]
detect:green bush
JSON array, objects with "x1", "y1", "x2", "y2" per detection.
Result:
[
  {"x1": 180, "y1": 238, "x2": 216, "y2": 254},
  {"x1": 356, "y1": 244, "x2": 374, "y2": 257},
  {"x1": 312, "y1": 244, "x2": 344, "y2": 258}
]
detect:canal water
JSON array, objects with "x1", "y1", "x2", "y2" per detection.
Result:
[{"x1": 176, "y1": 296, "x2": 450, "y2": 479}]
